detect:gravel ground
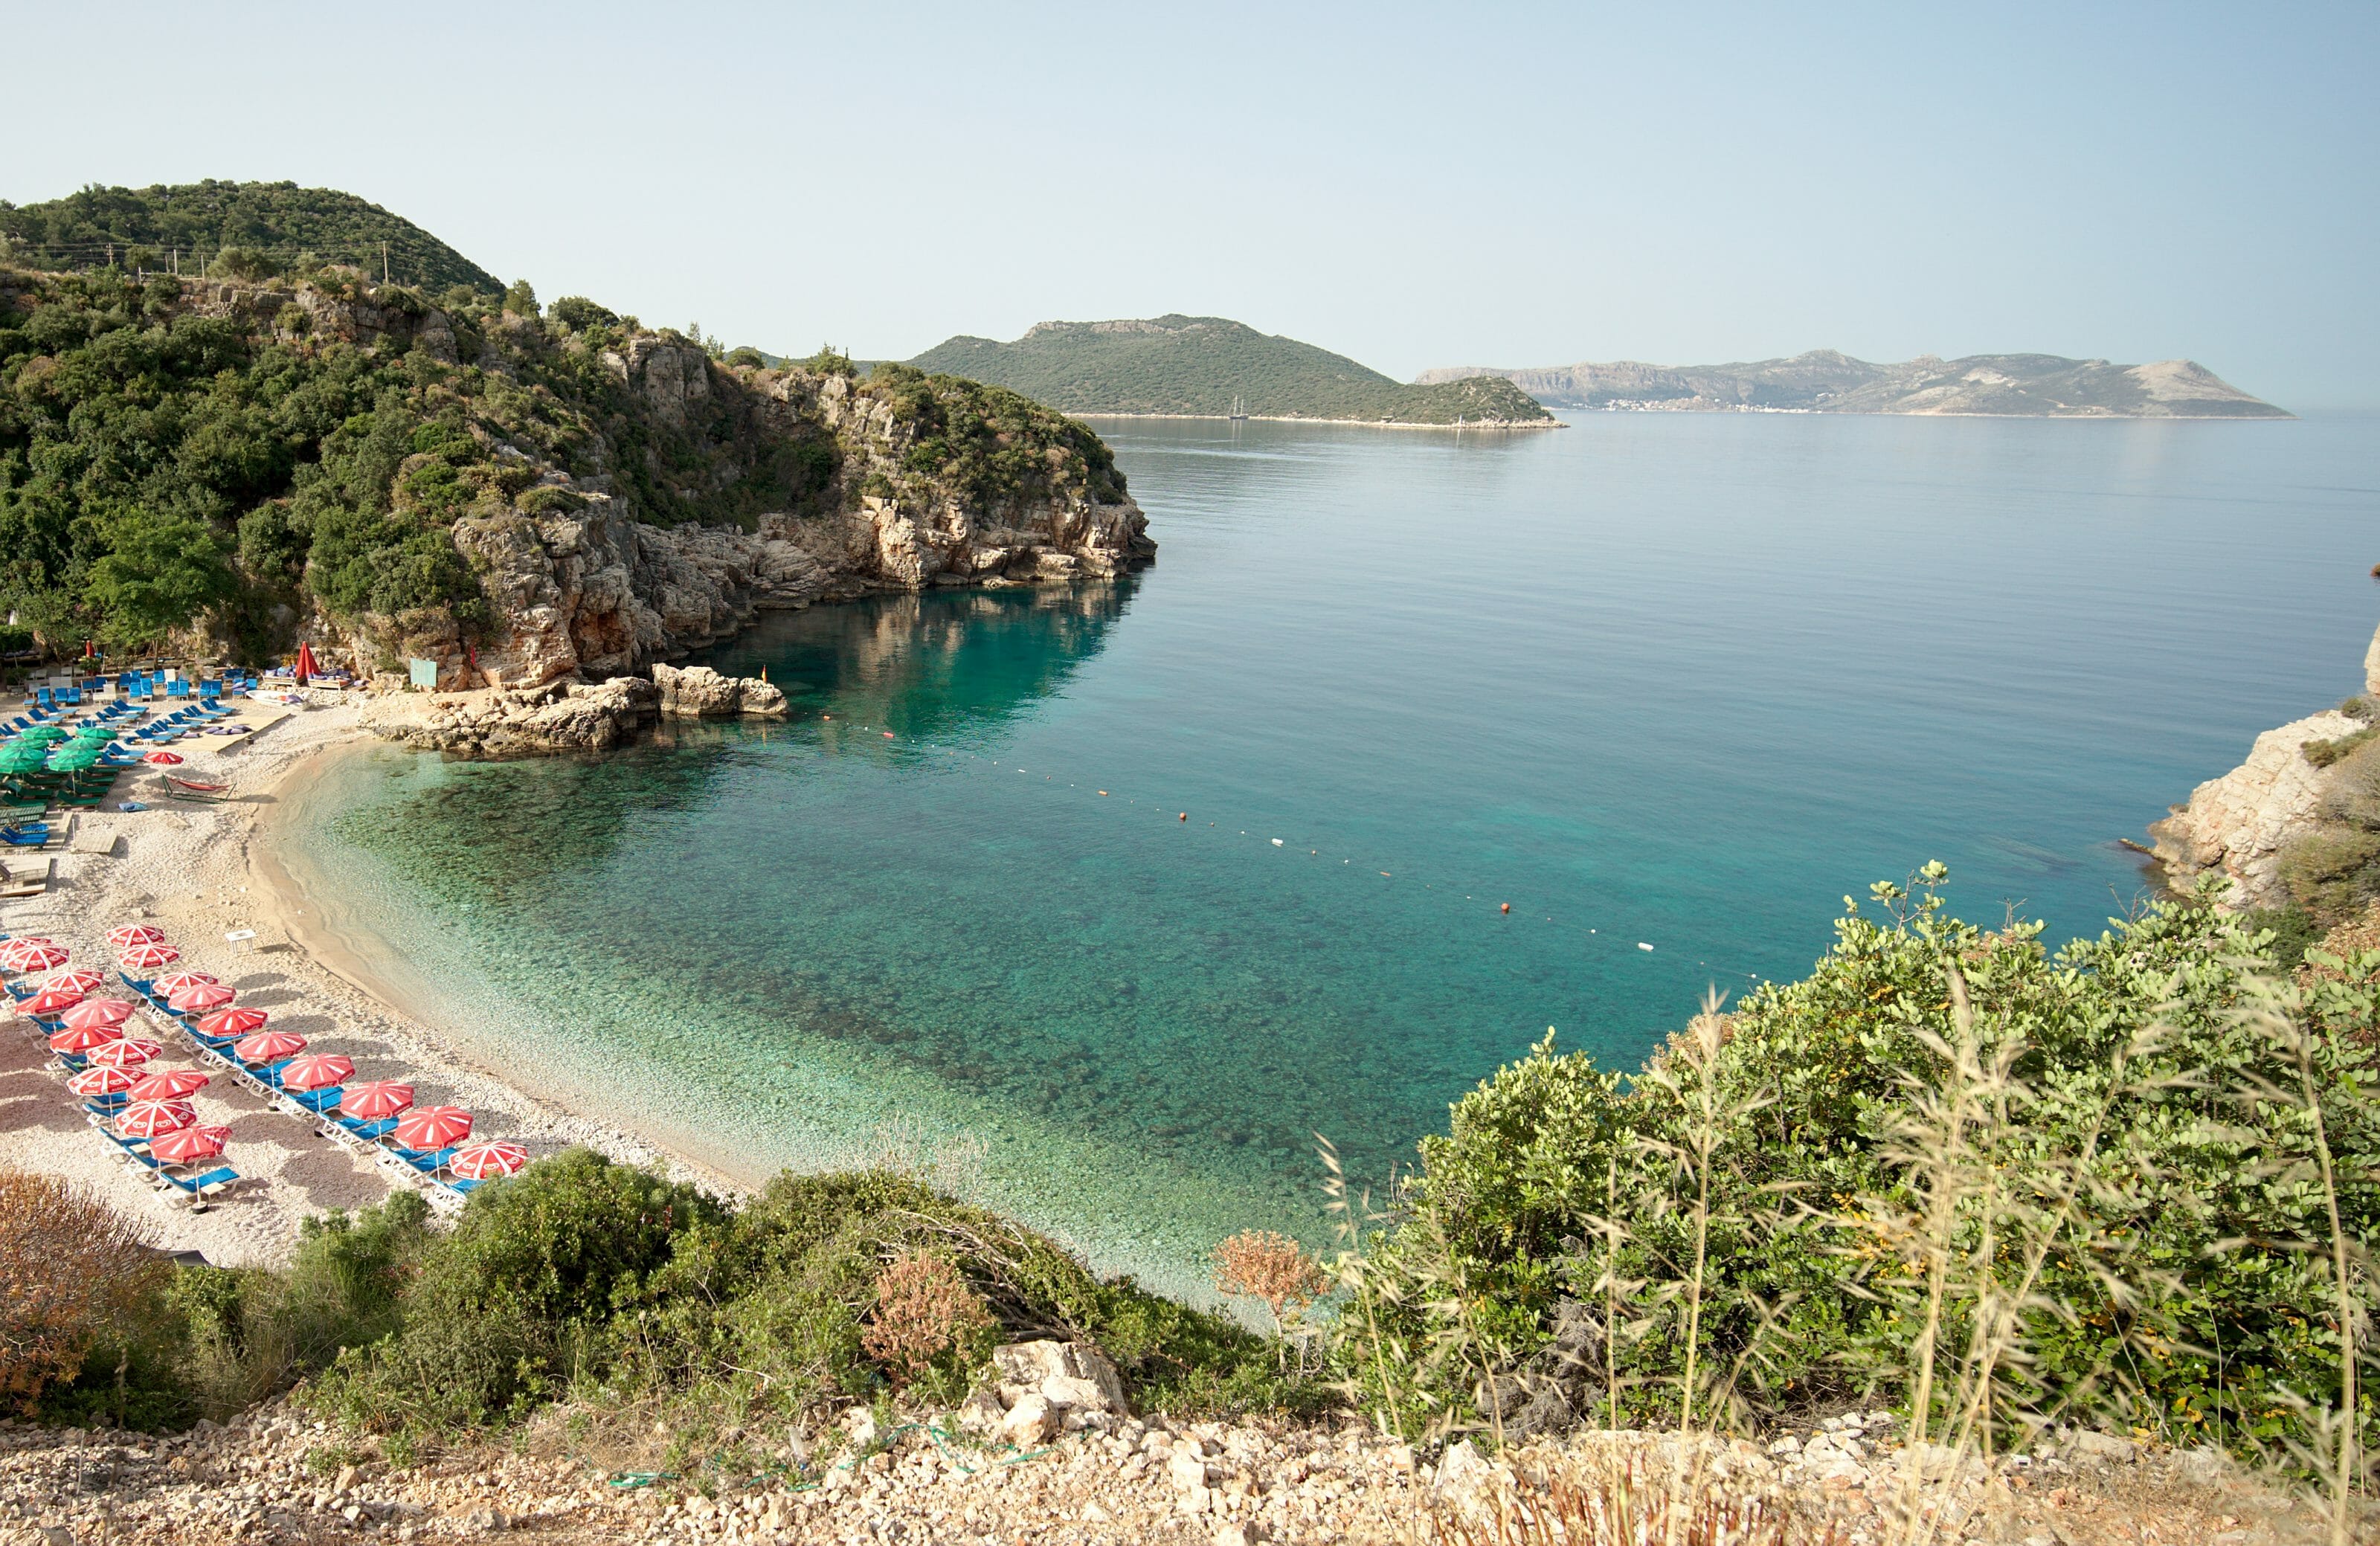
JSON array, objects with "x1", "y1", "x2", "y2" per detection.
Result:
[{"x1": 0, "y1": 1399, "x2": 2357, "y2": 1546}]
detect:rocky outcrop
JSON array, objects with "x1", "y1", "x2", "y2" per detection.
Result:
[
  {"x1": 2149, "y1": 710, "x2": 2360, "y2": 909},
  {"x1": 651, "y1": 663, "x2": 786, "y2": 718},
  {"x1": 361, "y1": 677, "x2": 655, "y2": 756}
]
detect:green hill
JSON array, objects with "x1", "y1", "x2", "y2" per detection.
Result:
[
  {"x1": 908, "y1": 315, "x2": 1556, "y2": 425},
  {"x1": 0, "y1": 181, "x2": 502, "y2": 295}
]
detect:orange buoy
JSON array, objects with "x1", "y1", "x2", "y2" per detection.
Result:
[
  {"x1": 1179, "y1": 813, "x2": 1187, "y2": 821},
  {"x1": 882, "y1": 731, "x2": 894, "y2": 738},
  {"x1": 1501, "y1": 902, "x2": 1511, "y2": 914}
]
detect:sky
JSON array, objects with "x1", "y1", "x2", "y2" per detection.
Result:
[{"x1": 7, "y1": 2, "x2": 2377, "y2": 407}]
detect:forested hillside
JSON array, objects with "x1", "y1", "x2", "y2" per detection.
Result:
[
  {"x1": 910, "y1": 315, "x2": 1555, "y2": 425},
  {"x1": 0, "y1": 182, "x2": 501, "y2": 295}
]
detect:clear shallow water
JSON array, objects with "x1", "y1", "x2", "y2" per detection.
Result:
[{"x1": 273, "y1": 410, "x2": 2380, "y2": 1297}]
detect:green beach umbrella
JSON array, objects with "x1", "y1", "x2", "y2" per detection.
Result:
[
  {"x1": 18, "y1": 726, "x2": 65, "y2": 744},
  {"x1": 0, "y1": 747, "x2": 45, "y2": 774},
  {"x1": 45, "y1": 750, "x2": 96, "y2": 773}
]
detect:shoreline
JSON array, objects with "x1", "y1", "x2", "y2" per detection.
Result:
[
  {"x1": 1070, "y1": 410, "x2": 1563, "y2": 431},
  {"x1": 0, "y1": 703, "x2": 735, "y2": 1268}
]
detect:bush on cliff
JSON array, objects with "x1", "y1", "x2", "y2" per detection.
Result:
[{"x1": 1331, "y1": 871, "x2": 2379, "y2": 1478}]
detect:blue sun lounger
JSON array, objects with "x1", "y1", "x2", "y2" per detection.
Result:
[{"x1": 159, "y1": 1166, "x2": 238, "y2": 1202}]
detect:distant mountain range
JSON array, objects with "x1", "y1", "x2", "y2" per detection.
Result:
[
  {"x1": 1414, "y1": 351, "x2": 2289, "y2": 418},
  {"x1": 910, "y1": 316, "x2": 1555, "y2": 426}
]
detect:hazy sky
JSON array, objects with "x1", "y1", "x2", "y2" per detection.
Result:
[{"x1": 10, "y1": 2, "x2": 2376, "y2": 406}]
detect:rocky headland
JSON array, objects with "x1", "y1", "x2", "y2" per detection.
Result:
[{"x1": 2150, "y1": 617, "x2": 2380, "y2": 912}]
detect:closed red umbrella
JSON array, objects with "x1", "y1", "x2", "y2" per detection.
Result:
[
  {"x1": 60, "y1": 998, "x2": 135, "y2": 1032},
  {"x1": 143, "y1": 751, "x2": 184, "y2": 766},
  {"x1": 68, "y1": 1065, "x2": 138, "y2": 1098},
  {"x1": 167, "y1": 982, "x2": 235, "y2": 1014},
  {"x1": 392, "y1": 1106, "x2": 472, "y2": 1150},
  {"x1": 446, "y1": 1141, "x2": 527, "y2": 1180},
  {"x1": 86, "y1": 1037, "x2": 163, "y2": 1068},
  {"x1": 116, "y1": 1099, "x2": 196, "y2": 1139},
  {"x1": 294, "y1": 642, "x2": 320, "y2": 684},
  {"x1": 338, "y1": 1080, "x2": 414, "y2": 1120},
  {"x1": 277, "y1": 1053, "x2": 353, "y2": 1092},
  {"x1": 105, "y1": 926, "x2": 167, "y2": 950},
  {"x1": 153, "y1": 971, "x2": 220, "y2": 996},
  {"x1": 234, "y1": 1030, "x2": 306, "y2": 1063},
  {"x1": 39, "y1": 967, "x2": 106, "y2": 995},
  {"x1": 49, "y1": 1023, "x2": 122, "y2": 1054},
  {"x1": 197, "y1": 1006, "x2": 268, "y2": 1040},
  {"x1": 0, "y1": 940, "x2": 69, "y2": 973},
  {"x1": 129, "y1": 1069, "x2": 210, "y2": 1101},
  {"x1": 24, "y1": 987, "x2": 86, "y2": 1017},
  {"x1": 149, "y1": 1124, "x2": 230, "y2": 1165},
  {"x1": 118, "y1": 942, "x2": 180, "y2": 971}
]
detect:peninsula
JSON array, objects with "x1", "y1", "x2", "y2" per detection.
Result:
[
  {"x1": 909, "y1": 315, "x2": 1557, "y2": 426},
  {"x1": 1417, "y1": 350, "x2": 2290, "y2": 418}
]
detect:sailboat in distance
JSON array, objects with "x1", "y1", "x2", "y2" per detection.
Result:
[{"x1": 1228, "y1": 395, "x2": 1249, "y2": 421}]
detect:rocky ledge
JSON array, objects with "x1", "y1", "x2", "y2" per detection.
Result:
[{"x1": 357, "y1": 663, "x2": 791, "y2": 758}]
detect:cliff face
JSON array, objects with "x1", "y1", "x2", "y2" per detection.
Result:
[
  {"x1": 324, "y1": 336, "x2": 1153, "y2": 690},
  {"x1": 2149, "y1": 621, "x2": 2380, "y2": 910}
]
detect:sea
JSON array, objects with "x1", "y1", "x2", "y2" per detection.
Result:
[{"x1": 269, "y1": 410, "x2": 2379, "y2": 1300}]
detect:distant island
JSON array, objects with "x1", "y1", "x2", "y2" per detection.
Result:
[
  {"x1": 1415, "y1": 350, "x2": 2290, "y2": 419},
  {"x1": 909, "y1": 315, "x2": 1557, "y2": 427}
]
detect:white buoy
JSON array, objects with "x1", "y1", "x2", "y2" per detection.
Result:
[
  {"x1": 1271, "y1": 838, "x2": 1284, "y2": 846},
  {"x1": 1638, "y1": 942, "x2": 1655, "y2": 952}
]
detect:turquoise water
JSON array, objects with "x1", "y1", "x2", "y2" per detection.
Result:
[{"x1": 275, "y1": 410, "x2": 2380, "y2": 1296}]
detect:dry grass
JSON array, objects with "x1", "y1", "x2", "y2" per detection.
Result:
[{"x1": 1429, "y1": 1444, "x2": 1839, "y2": 1546}]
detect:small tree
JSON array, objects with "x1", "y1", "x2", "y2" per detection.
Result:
[
  {"x1": 1213, "y1": 1229, "x2": 1332, "y2": 1339},
  {"x1": 0, "y1": 1171, "x2": 164, "y2": 1408},
  {"x1": 861, "y1": 1249, "x2": 992, "y2": 1384},
  {"x1": 503, "y1": 279, "x2": 538, "y2": 318}
]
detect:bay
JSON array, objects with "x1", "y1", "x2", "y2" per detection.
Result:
[{"x1": 272, "y1": 410, "x2": 2379, "y2": 1298}]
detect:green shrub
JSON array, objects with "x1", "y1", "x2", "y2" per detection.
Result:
[
  {"x1": 1334, "y1": 875, "x2": 2380, "y2": 1471},
  {"x1": 2305, "y1": 724, "x2": 2380, "y2": 768}
]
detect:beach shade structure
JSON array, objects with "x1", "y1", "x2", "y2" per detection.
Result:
[
  {"x1": 129, "y1": 1068, "x2": 211, "y2": 1101},
  {"x1": 40, "y1": 967, "x2": 106, "y2": 995},
  {"x1": 167, "y1": 981, "x2": 235, "y2": 1014},
  {"x1": 294, "y1": 642, "x2": 320, "y2": 685},
  {"x1": 118, "y1": 941, "x2": 181, "y2": 972},
  {"x1": 446, "y1": 1141, "x2": 528, "y2": 1182},
  {"x1": 234, "y1": 1029, "x2": 306, "y2": 1063},
  {"x1": 49, "y1": 1023, "x2": 123, "y2": 1054},
  {"x1": 0, "y1": 939, "x2": 70, "y2": 973},
  {"x1": 153, "y1": 971, "x2": 220, "y2": 997},
  {"x1": 149, "y1": 1124, "x2": 230, "y2": 1165},
  {"x1": 0, "y1": 746, "x2": 46, "y2": 774},
  {"x1": 45, "y1": 749, "x2": 97, "y2": 773},
  {"x1": 86, "y1": 1037, "x2": 163, "y2": 1069},
  {"x1": 392, "y1": 1106, "x2": 473, "y2": 1151},
  {"x1": 338, "y1": 1080, "x2": 414, "y2": 1121},
  {"x1": 23, "y1": 987, "x2": 86, "y2": 1017},
  {"x1": 106, "y1": 925, "x2": 168, "y2": 950},
  {"x1": 196, "y1": 1006, "x2": 268, "y2": 1040},
  {"x1": 277, "y1": 1053, "x2": 353, "y2": 1092},
  {"x1": 116, "y1": 1099, "x2": 196, "y2": 1139},
  {"x1": 68, "y1": 1065, "x2": 139, "y2": 1098},
  {"x1": 144, "y1": 752, "x2": 184, "y2": 765},
  {"x1": 60, "y1": 997, "x2": 136, "y2": 1033}
]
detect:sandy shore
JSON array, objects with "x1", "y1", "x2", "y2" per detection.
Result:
[{"x1": 0, "y1": 698, "x2": 733, "y2": 1268}]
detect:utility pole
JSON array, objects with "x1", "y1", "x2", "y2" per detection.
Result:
[{"x1": 382, "y1": 242, "x2": 389, "y2": 286}]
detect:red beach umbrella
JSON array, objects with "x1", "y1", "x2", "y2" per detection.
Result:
[
  {"x1": 0, "y1": 940, "x2": 69, "y2": 973},
  {"x1": 118, "y1": 942, "x2": 181, "y2": 971},
  {"x1": 116, "y1": 1100, "x2": 196, "y2": 1139},
  {"x1": 338, "y1": 1080, "x2": 414, "y2": 1120},
  {"x1": 68, "y1": 1065, "x2": 138, "y2": 1097},
  {"x1": 24, "y1": 987, "x2": 86, "y2": 1017},
  {"x1": 153, "y1": 971, "x2": 220, "y2": 996},
  {"x1": 294, "y1": 642, "x2": 320, "y2": 684},
  {"x1": 149, "y1": 1124, "x2": 230, "y2": 1165},
  {"x1": 446, "y1": 1141, "x2": 527, "y2": 1180},
  {"x1": 392, "y1": 1106, "x2": 473, "y2": 1150},
  {"x1": 167, "y1": 982, "x2": 235, "y2": 1014},
  {"x1": 86, "y1": 1037, "x2": 163, "y2": 1068},
  {"x1": 234, "y1": 1030, "x2": 306, "y2": 1063},
  {"x1": 198, "y1": 1006, "x2": 268, "y2": 1040},
  {"x1": 106, "y1": 926, "x2": 167, "y2": 950},
  {"x1": 49, "y1": 1023, "x2": 122, "y2": 1054},
  {"x1": 129, "y1": 1069, "x2": 210, "y2": 1101},
  {"x1": 60, "y1": 998, "x2": 135, "y2": 1032},
  {"x1": 143, "y1": 751, "x2": 184, "y2": 765},
  {"x1": 277, "y1": 1053, "x2": 353, "y2": 1092},
  {"x1": 39, "y1": 967, "x2": 106, "y2": 994}
]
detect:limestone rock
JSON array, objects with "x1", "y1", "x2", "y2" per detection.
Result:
[
  {"x1": 650, "y1": 663, "x2": 784, "y2": 718},
  {"x1": 2149, "y1": 709, "x2": 2358, "y2": 910},
  {"x1": 1000, "y1": 1394, "x2": 1058, "y2": 1444},
  {"x1": 991, "y1": 1340, "x2": 1128, "y2": 1416}
]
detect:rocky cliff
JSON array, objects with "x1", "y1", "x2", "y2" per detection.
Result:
[{"x1": 2149, "y1": 620, "x2": 2380, "y2": 910}]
